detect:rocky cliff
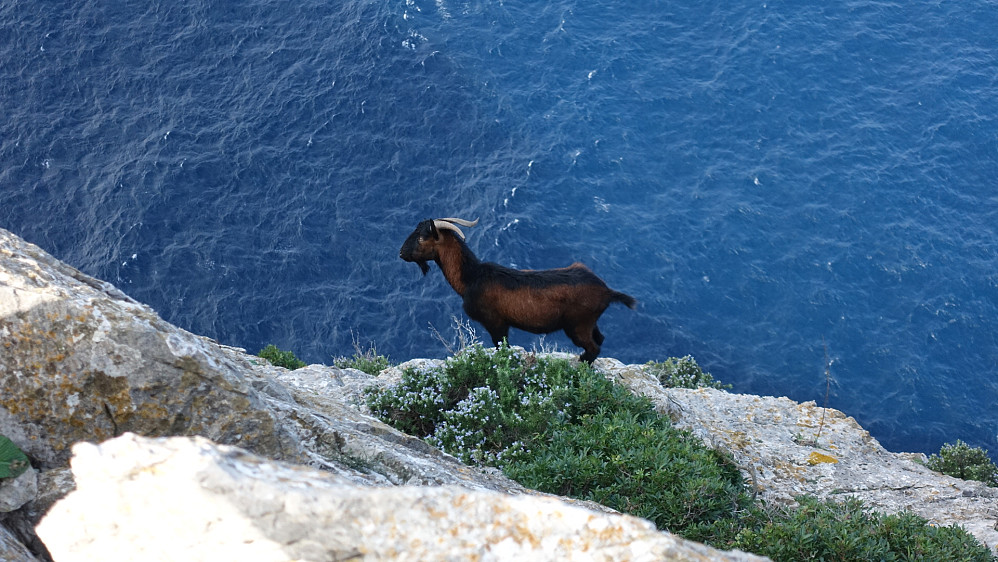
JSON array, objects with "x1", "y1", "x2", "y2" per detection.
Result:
[{"x1": 1, "y1": 226, "x2": 994, "y2": 560}]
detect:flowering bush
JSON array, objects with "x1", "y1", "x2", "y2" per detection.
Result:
[
  {"x1": 365, "y1": 343, "x2": 750, "y2": 533},
  {"x1": 366, "y1": 343, "x2": 577, "y2": 465},
  {"x1": 365, "y1": 343, "x2": 996, "y2": 560}
]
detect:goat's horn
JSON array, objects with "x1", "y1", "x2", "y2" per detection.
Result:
[
  {"x1": 438, "y1": 217, "x2": 479, "y2": 227},
  {"x1": 433, "y1": 220, "x2": 469, "y2": 240}
]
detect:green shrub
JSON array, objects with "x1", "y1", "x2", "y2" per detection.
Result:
[
  {"x1": 646, "y1": 355, "x2": 730, "y2": 390},
  {"x1": 257, "y1": 344, "x2": 306, "y2": 370},
  {"x1": 366, "y1": 342, "x2": 578, "y2": 465},
  {"x1": 0, "y1": 435, "x2": 30, "y2": 480},
  {"x1": 703, "y1": 496, "x2": 995, "y2": 562},
  {"x1": 333, "y1": 342, "x2": 391, "y2": 375},
  {"x1": 504, "y1": 408, "x2": 750, "y2": 531},
  {"x1": 365, "y1": 343, "x2": 751, "y2": 533},
  {"x1": 365, "y1": 344, "x2": 994, "y2": 560},
  {"x1": 926, "y1": 440, "x2": 998, "y2": 487}
]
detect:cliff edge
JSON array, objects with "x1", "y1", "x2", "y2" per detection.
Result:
[{"x1": 1, "y1": 227, "x2": 994, "y2": 560}]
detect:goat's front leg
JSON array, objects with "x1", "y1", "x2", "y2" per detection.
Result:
[{"x1": 485, "y1": 324, "x2": 510, "y2": 348}]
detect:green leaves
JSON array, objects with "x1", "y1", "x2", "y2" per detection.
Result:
[
  {"x1": 365, "y1": 343, "x2": 750, "y2": 533},
  {"x1": 0, "y1": 435, "x2": 30, "y2": 480},
  {"x1": 365, "y1": 345, "x2": 996, "y2": 561},
  {"x1": 925, "y1": 440, "x2": 998, "y2": 487},
  {"x1": 714, "y1": 497, "x2": 996, "y2": 562},
  {"x1": 505, "y1": 409, "x2": 750, "y2": 532},
  {"x1": 257, "y1": 344, "x2": 306, "y2": 370},
  {"x1": 645, "y1": 355, "x2": 730, "y2": 390}
]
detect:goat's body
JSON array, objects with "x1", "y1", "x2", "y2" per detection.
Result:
[
  {"x1": 466, "y1": 262, "x2": 627, "y2": 332},
  {"x1": 400, "y1": 219, "x2": 636, "y2": 363}
]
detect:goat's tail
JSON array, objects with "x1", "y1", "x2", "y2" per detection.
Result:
[{"x1": 610, "y1": 290, "x2": 638, "y2": 310}]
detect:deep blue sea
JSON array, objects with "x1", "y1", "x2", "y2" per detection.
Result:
[{"x1": 2, "y1": 0, "x2": 997, "y2": 461}]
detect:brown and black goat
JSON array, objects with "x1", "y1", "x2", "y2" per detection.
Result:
[{"x1": 399, "y1": 217, "x2": 636, "y2": 363}]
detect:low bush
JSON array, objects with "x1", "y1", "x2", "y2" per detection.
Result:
[
  {"x1": 366, "y1": 343, "x2": 751, "y2": 533},
  {"x1": 366, "y1": 344, "x2": 995, "y2": 560},
  {"x1": 645, "y1": 355, "x2": 730, "y2": 389},
  {"x1": 926, "y1": 440, "x2": 998, "y2": 487},
  {"x1": 701, "y1": 496, "x2": 995, "y2": 562},
  {"x1": 334, "y1": 345, "x2": 391, "y2": 375},
  {"x1": 504, "y1": 407, "x2": 748, "y2": 531},
  {"x1": 333, "y1": 334, "x2": 392, "y2": 375},
  {"x1": 257, "y1": 344, "x2": 306, "y2": 370}
]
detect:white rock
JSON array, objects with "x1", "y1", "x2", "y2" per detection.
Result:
[{"x1": 37, "y1": 433, "x2": 767, "y2": 562}]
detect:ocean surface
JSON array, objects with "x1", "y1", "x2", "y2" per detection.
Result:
[{"x1": 2, "y1": 0, "x2": 997, "y2": 461}]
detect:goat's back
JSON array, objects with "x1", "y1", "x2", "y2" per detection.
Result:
[{"x1": 484, "y1": 261, "x2": 605, "y2": 291}]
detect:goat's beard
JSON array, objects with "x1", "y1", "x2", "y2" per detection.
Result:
[{"x1": 416, "y1": 260, "x2": 430, "y2": 275}]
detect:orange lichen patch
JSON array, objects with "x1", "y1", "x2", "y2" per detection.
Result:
[
  {"x1": 504, "y1": 520, "x2": 544, "y2": 550},
  {"x1": 0, "y1": 369, "x2": 127, "y2": 442},
  {"x1": 717, "y1": 429, "x2": 753, "y2": 453},
  {"x1": 773, "y1": 460, "x2": 808, "y2": 483},
  {"x1": 1, "y1": 308, "x2": 131, "y2": 443},
  {"x1": 807, "y1": 452, "x2": 839, "y2": 465},
  {"x1": 587, "y1": 517, "x2": 635, "y2": 547},
  {"x1": 88, "y1": 370, "x2": 132, "y2": 406}
]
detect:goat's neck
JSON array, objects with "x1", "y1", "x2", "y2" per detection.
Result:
[{"x1": 435, "y1": 236, "x2": 480, "y2": 296}]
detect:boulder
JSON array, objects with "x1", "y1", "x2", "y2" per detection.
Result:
[
  {"x1": 0, "y1": 228, "x2": 298, "y2": 469},
  {"x1": 0, "y1": 468, "x2": 37, "y2": 513}
]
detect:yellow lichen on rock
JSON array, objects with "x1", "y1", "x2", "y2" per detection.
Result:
[{"x1": 807, "y1": 452, "x2": 839, "y2": 465}]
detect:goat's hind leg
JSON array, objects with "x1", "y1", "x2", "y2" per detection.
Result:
[
  {"x1": 593, "y1": 326, "x2": 605, "y2": 346},
  {"x1": 565, "y1": 324, "x2": 600, "y2": 364}
]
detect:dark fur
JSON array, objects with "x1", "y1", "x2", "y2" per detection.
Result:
[{"x1": 400, "y1": 219, "x2": 636, "y2": 363}]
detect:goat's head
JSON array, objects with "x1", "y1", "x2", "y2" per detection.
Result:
[{"x1": 399, "y1": 217, "x2": 479, "y2": 275}]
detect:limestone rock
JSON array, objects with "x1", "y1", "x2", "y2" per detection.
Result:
[
  {"x1": 0, "y1": 468, "x2": 37, "y2": 513},
  {"x1": 0, "y1": 228, "x2": 538, "y2": 559},
  {"x1": 0, "y1": 468, "x2": 75, "y2": 559},
  {"x1": 0, "y1": 522, "x2": 40, "y2": 562},
  {"x1": 601, "y1": 359, "x2": 998, "y2": 554},
  {"x1": 37, "y1": 433, "x2": 767, "y2": 562},
  {"x1": 0, "y1": 227, "x2": 532, "y2": 491},
  {"x1": 0, "y1": 228, "x2": 299, "y2": 469}
]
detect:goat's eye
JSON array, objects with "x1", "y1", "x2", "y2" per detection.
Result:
[{"x1": 417, "y1": 236, "x2": 425, "y2": 243}]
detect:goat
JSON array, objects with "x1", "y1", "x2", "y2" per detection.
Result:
[{"x1": 399, "y1": 217, "x2": 636, "y2": 363}]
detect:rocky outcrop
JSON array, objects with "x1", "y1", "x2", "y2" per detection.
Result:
[
  {"x1": 2, "y1": 226, "x2": 996, "y2": 558},
  {"x1": 601, "y1": 360, "x2": 998, "y2": 553},
  {"x1": 0, "y1": 228, "x2": 295, "y2": 469},
  {"x1": 1, "y1": 227, "x2": 762, "y2": 560}
]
